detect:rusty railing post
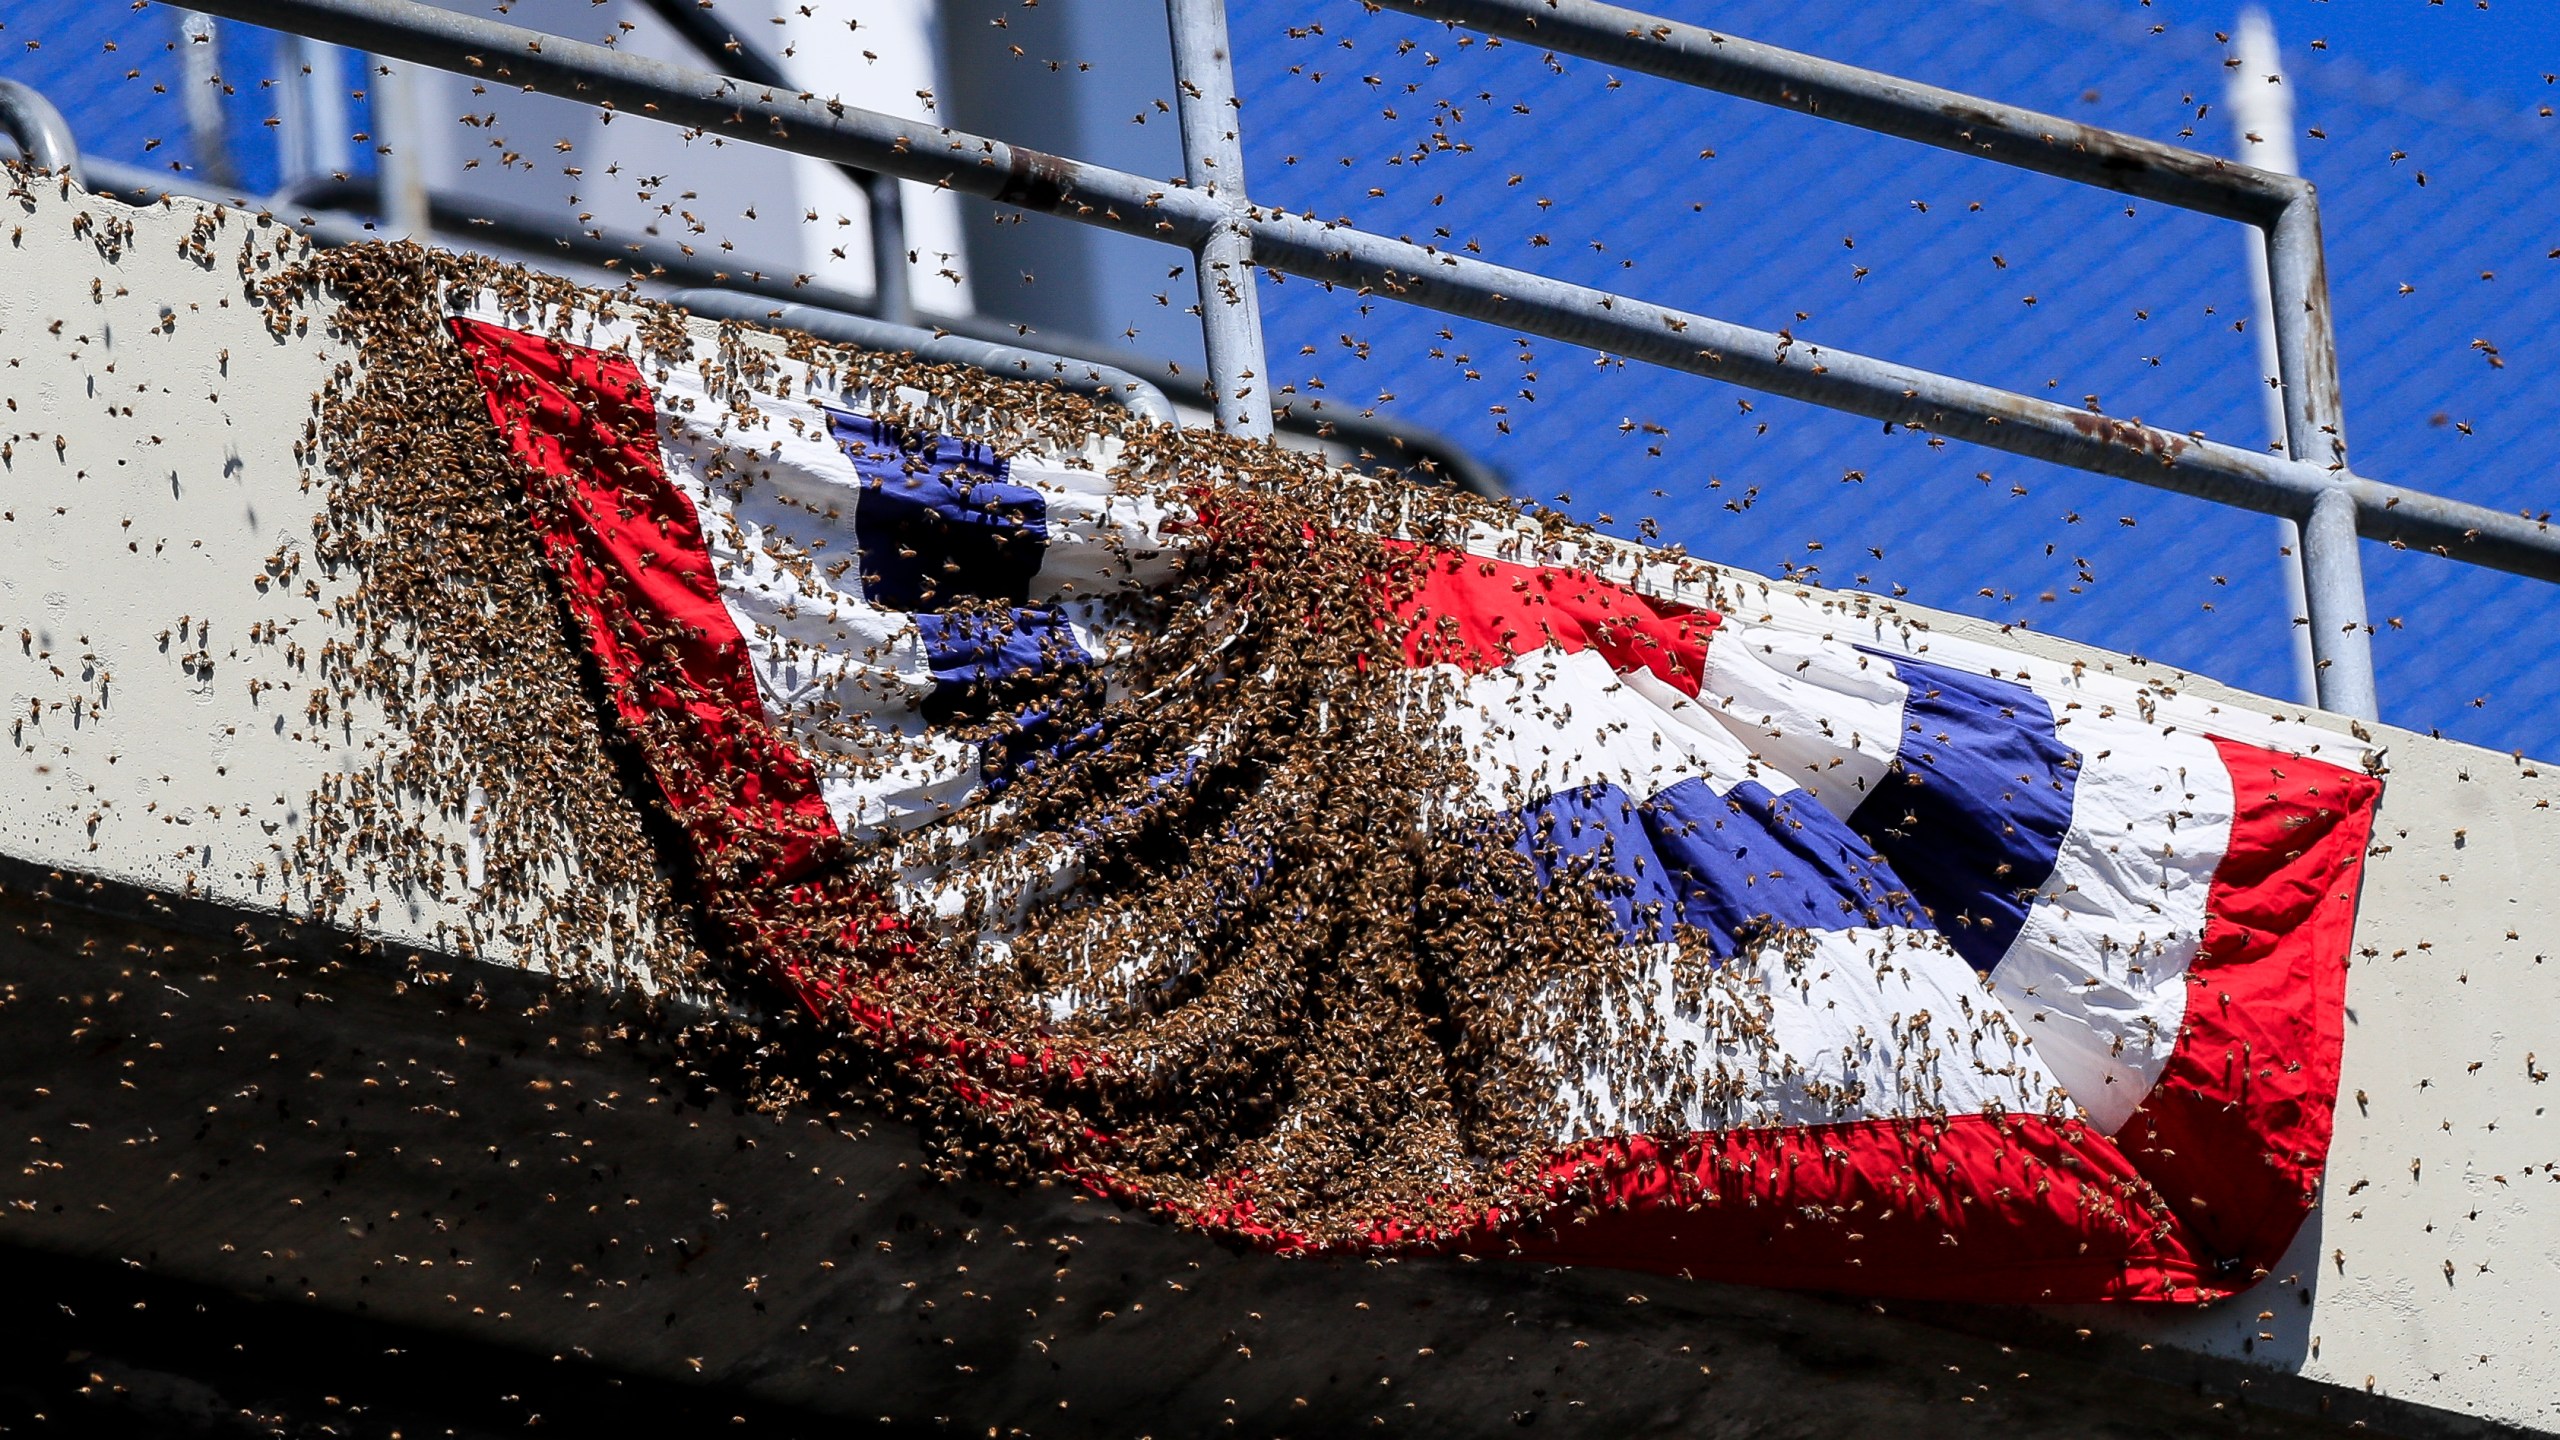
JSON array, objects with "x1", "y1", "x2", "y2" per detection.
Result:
[
  {"x1": 2266, "y1": 186, "x2": 2378, "y2": 720},
  {"x1": 1165, "y1": 0, "x2": 1273, "y2": 438}
]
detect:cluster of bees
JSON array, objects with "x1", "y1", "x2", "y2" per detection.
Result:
[
  {"x1": 263, "y1": 239, "x2": 2133, "y2": 1253},
  {"x1": 233, "y1": 239, "x2": 700, "y2": 1003}
]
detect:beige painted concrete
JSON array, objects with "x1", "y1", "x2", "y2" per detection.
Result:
[
  {"x1": 4, "y1": 172, "x2": 2556, "y2": 1433},
  {"x1": 0, "y1": 167, "x2": 681, "y2": 980},
  {"x1": 0, "y1": 178, "x2": 354, "y2": 912},
  {"x1": 2077, "y1": 730, "x2": 2560, "y2": 1432}
]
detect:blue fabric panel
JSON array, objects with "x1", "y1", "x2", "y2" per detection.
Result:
[
  {"x1": 1515, "y1": 782, "x2": 1689, "y2": 946},
  {"x1": 829, "y1": 410, "x2": 1047, "y2": 611},
  {"x1": 1514, "y1": 778, "x2": 1924, "y2": 953},
  {"x1": 979, "y1": 707, "x2": 1108, "y2": 795},
  {"x1": 1848, "y1": 654, "x2": 2080, "y2": 971},
  {"x1": 1646, "y1": 778, "x2": 1929, "y2": 952},
  {"x1": 914, "y1": 607, "x2": 1094, "y2": 688}
]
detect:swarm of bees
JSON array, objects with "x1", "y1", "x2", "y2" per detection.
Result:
[
  {"x1": 258, "y1": 241, "x2": 703, "y2": 1003},
  {"x1": 248, "y1": 235, "x2": 2157, "y2": 1256}
]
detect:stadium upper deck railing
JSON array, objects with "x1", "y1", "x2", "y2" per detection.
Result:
[{"x1": 112, "y1": 0, "x2": 2560, "y2": 720}]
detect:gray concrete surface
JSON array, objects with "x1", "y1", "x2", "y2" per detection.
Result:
[
  {"x1": 0, "y1": 879, "x2": 2403, "y2": 1437},
  {"x1": 2, "y1": 170, "x2": 2555, "y2": 1434}
]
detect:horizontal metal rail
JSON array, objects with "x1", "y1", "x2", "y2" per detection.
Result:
[
  {"x1": 1374, "y1": 0, "x2": 2304, "y2": 224},
  {"x1": 1237, "y1": 215, "x2": 2560, "y2": 581},
  {"x1": 166, "y1": 0, "x2": 2560, "y2": 701},
  {"x1": 666, "y1": 288, "x2": 1179, "y2": 425},
  {"x1": 84, "y1": 157, "x2": 379, "y2": 247}
]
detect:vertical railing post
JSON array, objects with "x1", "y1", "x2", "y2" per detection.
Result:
[
  {"x1": 2265, "y1": 187, "x2": 2379, "y2": 720},
  {"x1": 372, "y1": 56, "x2": 432, "y2": 241},
  {"x1": 861, "y1": 172, "x2": 914, "y2": 328},
  {"x1": 2228, "y1": 8, "x2": 2319, "y2": 708},
  {"x1": 176, "y1": 10, "x2": 241, "y2": 192},
  {"x1": 1165, "y1": 0, "x2": 1274, "y2": 438}
]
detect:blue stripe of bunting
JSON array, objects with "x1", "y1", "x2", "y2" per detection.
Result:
[{"x1": 1847, "y1": 654, "x2": 2080, "y2": 971}]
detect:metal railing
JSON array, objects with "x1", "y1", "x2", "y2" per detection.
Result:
[
  {"x1": 135, "y1": 0, "x2": 2560, "y2": 719},
  {"x1": 65, "y1": 150, "x2": 1507, "y2": 495},
  {"x1": 0, "y1": 79, "x2": 82, "y2": 187},
  {"x1": 626, "y1": 0, "x2": 913, "y2": 329},
  {"x1": 1366, "y1": 0, "x2": 2371, "y2": 709},
  {"x1": 666, "y1": 288, "x2": 1178, "y2": 425}
]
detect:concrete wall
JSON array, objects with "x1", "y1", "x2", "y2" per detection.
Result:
[
  {"x1": 0, "y1": 167, "x2": 690, "y2": 983},
  {"x1": 3, "y1": 172, "x2": 2556, "y2": 1434}
]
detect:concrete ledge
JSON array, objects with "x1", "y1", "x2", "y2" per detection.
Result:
[{"x1": 0, "y1": 873, "x2": 2423, "y2": 1438}]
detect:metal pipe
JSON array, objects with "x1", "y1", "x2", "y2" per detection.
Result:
[
  {"x1": 0, "y1": 80, "x2": 83, "y2": 187},
  {"x1": 1284, "y1": 402, "x2": 1512, "y2": 498},
  {"x1": 162, "y1": 0, "x2": 2560, "y2": 598},
  {"x1": 2300, "y1": 488, "x2": 2374, "y2": 716},
  {"x1": 166, "y1": 1, "x2": 1219, "y2": 247},
  {"x1": 2266, "y1": 189, "x2": 2375, "y2": 717},
  {"x1": 2339, "y1": 479, "x2": 2559, "y2": 579},
  {"x1": 1370, "y1": 0, "x2": 2302, "y2": 226},
  {"x1": 370, "y1": 56, "x2": 431, "y2": 241},
  {"x1": 1249, "y1": 210, "x2": 2308, "y2": 506},
  {"x1": 99, "y1": 159, "x2": 1504, "y2": 495},
  {"x1": 175, "y1": 10, "x2": 241, "y2": 192},
  {"x1": 631, "y1": 0, "x2": 912, "y2": 329},
  {"x1": 861, "y1": 172, "x2": 914, "y2": 329},
  {"x1": 1165, "y1": 0, "x2": 1274, "y2": 438},
  {"x1": 666, "y1": 288, "x2": 1179, "y2": 426},
  {"x1": 2228, "y1": 8, "x2": 2319, "y2": 708},
  {"x1": 84, "y1": 158, "x2": 383, "y2": 248}
]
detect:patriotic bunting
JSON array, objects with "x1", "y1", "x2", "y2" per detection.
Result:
[{"x1": 451, "y1": 309, "x2": 2380, "y2": 1303}]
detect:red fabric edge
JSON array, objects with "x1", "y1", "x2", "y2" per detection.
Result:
[
  {"x1": 2112, "y1": 739, "x2": 2381, "y2": 1281},
  {"x1": 1485, "y1": 1114, "x2": 2212, "y2": 1303},
  {"x1": 1140, "y1": 1112, "x2": 2213, "y2": 1303},
  {"x1": 448, "y1": 318, "x2": 838, "y2": 885},
  {"x1": 1386, "y1": 541, "x2": 1718, "y2": 695}
]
